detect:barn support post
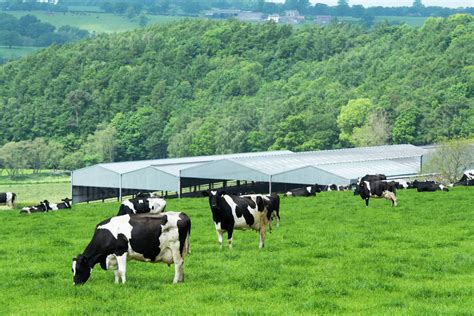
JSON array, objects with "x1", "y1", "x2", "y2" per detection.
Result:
[
  {"x1": 268, "y1": 175, "x2": 272, "y2": 195},
  {"x1": 420, "y1": 155, "x2": 423, "y2": 174},
  {"x1": 70, "y1": 171, "x2": 74, "y2": 204},
  {"x1": 119, "y1": 174, "x2": 123, "y2": 202},
  {"x1": 178, "y1": 171, "x2": 182, "y2": 199}
]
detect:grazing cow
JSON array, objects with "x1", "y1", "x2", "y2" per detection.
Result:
[
  {"x1": 242, "y1": 193, "x2": 281, "y2": 232},
  {"x1": 412, "y1": 180, "x2": 449, "y2": 192},
  {"x1": 203, "y1": 190, "x2": 269, "y2": 249},
  {"x1": 284, "y1": 185, "x2": 318, "y2": 197},
  {"x1": 49, "y1": 198, "x2": 72, "y2": 210},
  {"x1": 0, "y1": 192, "x2": 16, "y2": 208},
  {"x1": 392, "y1": 180, "x2": 414, "y2": 189},
  {"x1": 72, "y1": 212, "x2": 191, "y2": 285},
  {"x1": 117, "y1": 196, "x2": 166, "y2": 216},
  {"x1": 20, "y1": 200, "x2": 51, "y2": 214},
  {"x1": 358, "y1": 180, "x2": 397, "y2": 207},
  {"x1": 454, "y1": 170, "x2": 474, "y2": 186}
]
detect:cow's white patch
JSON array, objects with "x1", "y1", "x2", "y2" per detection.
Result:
[
  {"x1": 148, "y1": 198, "x2": 166, "y2": 213},
  {"x1": 6, "y1": 192, "x2": 12, "y2": 203},
  {"x1": 364, "y1": 181, "x2": 372, "y2": 195},
  {"x1": 97, "y1": 215, "x2": 133, "y2": 239},
  {"x1": 285, "y1": 191, "x2": 293, "y2": 196},
  {"x1": 306, "y1": 186, "x2": 312, "y2": 193},
  {"x1": 122, "y1": 200, "x2": 135, "y2": 213},
  {"x1": 72, "y1": 260, "x2": 76, "y2": 276},
  {"x1": 439, "y1": 184, "x2": 445, "y2": 191},
  {"x1": 49, "y1": 203, "x2": 59, "y2": 211},
  {"x1": 210, "y1": 191, "x2": 217, "y2": 196}
]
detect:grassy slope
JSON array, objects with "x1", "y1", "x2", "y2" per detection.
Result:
[
  {"x1": 0, "y1": 187, "x2": 472, "y2": 314},
  {"x1": 5, "y1": 11, "x2": 191, "y2": 33}
]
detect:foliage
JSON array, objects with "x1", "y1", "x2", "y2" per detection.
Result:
[
  {"x1": 424, "y1": 138, "x2": 474, "y2": 183},
  {"x1": 0, "y1": 188, "x2": 473, "y2": 313},
  {"x1": 0, "y1": 16, "x2": 473, "y2": 166}
]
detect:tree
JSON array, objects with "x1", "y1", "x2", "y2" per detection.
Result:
[
  {"x1": 0, "y1": 141, "x2": 29, "y2": 178},
  {"x1": 351, "y1": 111, "x2": 390, "y2": 147},
  {"x1": 392, "y1": 107, "x2": 421, "y2": 144},
  {"x1": 336, "y1": 98, "x2": 375, "y2": 146},
  {"x1": 424, "y1": 138, "x2": 474, "y2": 183}
]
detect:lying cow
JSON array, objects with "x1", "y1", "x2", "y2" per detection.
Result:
[
  {"x1": 49, "y1": 198, "x2": 72, "y2": 210},
  {"x1": 412, "y1": 180, "x2": 449, "y2": 192},
  {"x1": 21, "y1": 200, "x2": 50, "y2": 214},
  {"x1": 203, "y1": 190, "x2": 269, "y2": 249},
  {"x1": 72, "y1": 212, "x2": 191, "y2": 285},
  {"x1": 241, "y1": 193, "x2": 281, "y2": 232},
  {"x1": 284, "y1": 185, "x2": 319, "y2": 197},
  {"x1": 358, "y1": 180, "x2": 397, "y2": 207},
  {"x1": 117, "y1": 196, "x2": 166, "y2": 216},
  {"x1": 0, "y1": 192, "x2": 16, "y2": 208},
  {"x1": 454, "y1": 170, "x2": 474, "y2": 186}
]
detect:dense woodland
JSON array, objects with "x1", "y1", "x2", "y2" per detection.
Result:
[
  {"x1": 0, "y1": 15, "x2": 472, "y2": 170},
  {"x1": 0, "y1": 13, "x2": 89, "y2": 48}
]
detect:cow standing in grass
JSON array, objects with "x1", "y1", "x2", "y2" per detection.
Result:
[
  {"x1": 0, "y1": 192, "x2": 16, "y2": 209},
  {"x1": 72, "y1": 212, "x2": 191, "y2": 285},
  {"x1": 358, "y1": 180, "x2": 397, "y2": 207},
  {"x1": 203, "y1": 190, "x2": 269, "y2": 249},
  {"x1": 118, "y1": 196, "x2": 166, "y2": 216}
]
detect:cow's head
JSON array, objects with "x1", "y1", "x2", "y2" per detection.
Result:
[
  {"x1": 202, "y1": 190, "x2": 225, "y2": 210},
  {"x1": 313, "y1": 184, "x2": 322, "y2": 193},
  {"x1": 42, "y1": 200, "x2": 51, "y2": 211},
  {"x1": 62, "y1": 198, "x2": 72, "y2": 206},
  {"x1": 148, "y1": 198, "x2": 166, "y2": 213},
  {"x1": 72, "y1": 254, "x2": 91, "y2": 285}
]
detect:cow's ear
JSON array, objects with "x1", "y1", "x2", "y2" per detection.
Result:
[{"x1": 202, "y1": 191, "x2": 209, "y2": 196}]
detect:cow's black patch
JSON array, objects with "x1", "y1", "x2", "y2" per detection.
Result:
[{"x1": 128, "y1": 215, "x2": 163, "y2": 261}]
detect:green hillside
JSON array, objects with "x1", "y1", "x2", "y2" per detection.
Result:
[
  {"x1": 0, "y1": 188, "x2": 472, "y2": 314},
  {"x1": 0, "y1": 15, "x2": 472, "y2": 165}
]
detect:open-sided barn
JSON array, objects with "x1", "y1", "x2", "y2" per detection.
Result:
[{"x1": 72, "y1": 144, "x2": 427, "y2": 203}]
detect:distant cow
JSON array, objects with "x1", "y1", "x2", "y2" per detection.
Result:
[
  {"x1": 242, "y1": 193, "x2": 280, "y2": 232},
  {"x1": 49, "y1": 198, "x2": 72, "y2": 210},
  {"x1": 412, "y1": 180, "x2": 449, "y2": 192},
  {"x1": 284, "y1": 185, "x2": 318, "y2": 197},
  {"x1": 118, "y1": 196, "x2": 166, "y2": 216},
  {"x1": 392, "y1": 180, "x2": 414, "y2": 189},
  {"x1": 203, "y1": 190, "x2": 269, "y2": 249},
  {"x1": 21, "y1": 200, "x2": 51, "y2": 214},
  {"x1": 72, "y1": 212, "x2": 191, "y2": 285},
  {"x1": 0, "y1": 192, "x2": 16, "y2": 208},
  {"x1": 454, "y1": 170, "x2": 474, "y2": 186},
  {"x1": 358, "y1": 180, "x2": 397, "y2": 207},
  {"x1": 353, "y1": 174, "x2": 387, "y2": 195}
]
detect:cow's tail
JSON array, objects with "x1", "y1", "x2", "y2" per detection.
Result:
[{"x1": 178, "y1": 213, "x2": 191, "y2": 257}]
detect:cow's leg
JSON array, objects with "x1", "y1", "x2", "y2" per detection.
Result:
[
  {"x1": 268, "y1": 217, "x2": 273, "y2": 233},
  {"x1": 115, "y1": 254, "x2": 127, "y2": 284},
  {"x1": 227, "y1": 228, "x2": 234, "y2": 249},
  {"x1": 259, "y1": 225, "x2": 266, "y2": 249},
  {"x1": 172, "y1": 248, "x2": 184, "y2": 283},
  {"x1": 365, "y1": 198, "x2": 369, "y2": 207},
  {"x1": 216, "y1": 229, "x2": 224, "y2": 249}
]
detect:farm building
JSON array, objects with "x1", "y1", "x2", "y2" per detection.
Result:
[{"x1": 71, "y1": 144, "x2": 427, "y2": 203}]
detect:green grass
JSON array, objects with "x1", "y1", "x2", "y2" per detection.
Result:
[
  {"x1": 5, "y1": 11, "x2": 192, "y2": 33},
  {"x1": 0, "y1": 182, "x2": 70, "y2": 206},
  {"x1": 0, "y1": 187, "x2": 472, "y2": 314},
  {"x1": 0, "y1": 169, "x2": 70, "y2": 185}
]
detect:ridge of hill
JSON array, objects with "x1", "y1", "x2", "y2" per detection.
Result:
[{"x1": 0, "y1": 15, "x2": 472, "y2": 164}]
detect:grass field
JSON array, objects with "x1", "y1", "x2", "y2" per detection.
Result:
[
  {"x1": 0, "y1": 187, "x2": 472, "y2": 314},
  {"x1": 5, "y1": 11, "x2": 192, "y2": 33}
]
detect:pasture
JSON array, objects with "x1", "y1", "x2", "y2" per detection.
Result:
[
  {"x1": 5, "y1": 11, "x2": 192, "y2": 33},
  {"x1": 0, "y1": 187, "x2": 472, "y2": 314}
]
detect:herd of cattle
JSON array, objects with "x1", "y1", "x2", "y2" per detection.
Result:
[{"x1": 1, "y1": 170, "x2": 472, "y2": 286}]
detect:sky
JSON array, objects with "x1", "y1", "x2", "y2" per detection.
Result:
[{"x1": 270, "y1": 1, "x2": 473, "y2": 8}]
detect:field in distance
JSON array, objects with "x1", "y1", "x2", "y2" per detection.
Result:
[
  {"x1": 5, "y1": 11, "x2": 192, "y2": 33},
  {"x1": 0, "y1": 187, "x2": 472, "y2": 314}
]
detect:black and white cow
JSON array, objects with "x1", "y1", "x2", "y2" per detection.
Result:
[
  {"x1": 20, "y1": 200, "x2": 51, "y2": 213},
  {"x1": 412, "y1": 180, "x2": 449, "y2": 192},
  {"x1": 203, "y1": 190, "x2": 269, "y2": 249},
  {"x1": 49, "y1": 198, "x2": 72, "y2": 210},
  {"x1": 353, "y1": 174, "x2": 387, "y2": 195},
  {"x1": 0, "y1": 192, "x2": 16, "y2": 208},
  {"x1": 242, "y1": 193, "x2": 281, "y2": 232},
  {"x1": 72, "y1": 212, "x2": 191, "y2": 285},
  {"x1": 284, "y1": 185, "x2": 319, "y2": 197},
  {"x1": 358, "y1": 180, "x2": 397, "y2": 207},
  {"x1": 454, "y1": 170, "x2": 474, "y2": 186},
  {"x1": 117, "y1": 196, "x2": 166, "y2": 216}
]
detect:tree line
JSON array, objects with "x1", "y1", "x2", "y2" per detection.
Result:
[
  {"x1": 0, "y1": 15, "x2": 472, "y2": 170},
  {"x1": 0, "y1": 13, "x2": 89, "y2": 48}
]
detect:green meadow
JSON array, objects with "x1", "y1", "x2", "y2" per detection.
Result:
[
  {"x1": 5, "y1": 11, "x2": 192, "y2": 33},
  {"x1": 0, "y1": 187, "x2": 472, "y2": 314}
]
